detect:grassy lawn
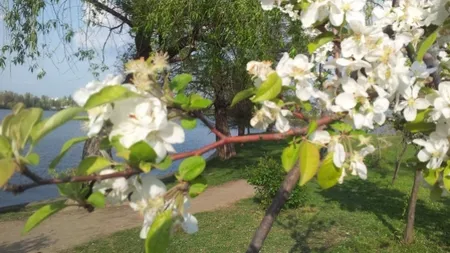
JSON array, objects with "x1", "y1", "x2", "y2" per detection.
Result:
[{"x1": 64, "y1": 135, "x2": 450, "y2": 253}]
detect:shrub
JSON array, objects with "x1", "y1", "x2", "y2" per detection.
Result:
[{"x1": 246, "y1": 156, "x2": 310, "y2": 209}]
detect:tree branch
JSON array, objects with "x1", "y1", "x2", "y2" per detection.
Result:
[
  {"x1": 84, "y1": 0, "x2": 133, "y2": 27},
  {"x1": 191, "y1": 111, "x2": 227, "y2": 139},
  {"x1": 3, "y1": 115, "x2": 335, "y2": 194},
  {"x1": 246, "y1": 162, "x2": 301, "y2": 253}
]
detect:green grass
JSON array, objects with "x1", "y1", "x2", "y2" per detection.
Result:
[{"x1": 65, "y1": 135, "x2": 450, "y2": 253}]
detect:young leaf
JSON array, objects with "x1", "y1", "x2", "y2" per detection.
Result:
[
  {"x1": 443, "y1": 167, "x2": 450, "y2": 191},
  {"x1": 23, "y1": 201, "x2": 66, "y2": 234},
  {"x1": 307, "y1": 31, "x2": 334, "y2": 54},
  {"x1": 306, "y1": 120, "x2": 318, "y2": 136},
  {"x1": 430, "y1": 184, "x2": 443, "y2": 201},
  {"x1": 87, "y1": 192, "x2": 106, "y2": 208},
  {"x1": 170, "y1": 73, "x2": 192, "y2": 92},
  {"x1": 178, "y1": 156, "x2": 206, "y2": 181},
  {"x1": 181, "y1": 118, "x2": 197, "y2": 130},
  {"x1": 31, "y1": 107, "x2": 84, "y2": 144},
  {"x1": 25, "y1": 153, "x2": 40, "y2": 166},
  {"x1": 281, "y1": 143, "x2": 299, "y2": 172},
  {"x1": 231, "y1": 88, "x2": 256, "y2": 107},
  {"x1": 9, "y1": 108, "x2": 43, "y2": 148},
  {"x1": 330, "y1": 122, "x2": 352, "y2": 133},
  {"x1": 145, "y1": 210, "x2": 173, "y2": 253},
  {"x1": 84, "y1": 85, "x2": 138, "y2": 109},
  {"x1": 251, "y1": 72, "x2": 282, "y2": 103},
  {"x1": 298, "y1": 141, "x2": 320, "y2": 186},
  {"x1": 416, "y1": 28, "x2": 439, "y2": 62},
  {"x1": 129, "y1": 141, "x2": 157, "y2": 165},
  {"x1": 317, "y1": 152, "x2": 342, "y2": 189},
  {"x1": 405, "y1": 109, "x2": 435, "y2": 133},
  {"x1": 0, "y1": 159, "x2": 17, "y2": 187},
  {"x1": 173, "y1": 93, "x2": 189, "y2": 105},
  {"x1": 50, "y1": 136, "x2": 89, "y2": 170},
  {"x1": 12, "y1": 102, "x2": 25, "y2": 114},
  {"x1": 423, "y1": 168, "x2": 439, "y2": 186},
  {"x1": 189, "y1": 176, "x2": 208, "y2": 198},
  {"x1": 0, "y1": 135, "x2": 12, "y2": 159},
  {"x1": 153, "y1": 156, "x2": 172, "y2": 171},
  {"x1": 1, "y1": 114, "x2": 14, "y2": 136},
  {"x1": 78, "y1": 156, "x2": 112, "y2": 175},
  {"x1": 188, "y1": 94, "x2": 212, "y2": 109}
]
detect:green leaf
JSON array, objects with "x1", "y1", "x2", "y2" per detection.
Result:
[
  {"x1": 0, "y1": 159, "x2": 17, "y2": 187},
  {"x1": 301, "y1": 101, "x2": 313, "y2": 112},
  {"x1": 178, "y1": 156, "x2": 206, "y2": 181},
  {"x1": 307, "y1": 32, "x2": 334, "y2": 54},
  {"x1": 84, "y1": 86, "x2": 138, "y2": 109},
  {"x1": 189, "y1": 176, "x2": 208, "y2": 198},
  {"x1": 170, "y1": 73, "x2": 192, "y2": 92},
  {"x1": 78, "y1": 156, "x2": 112, "y2": 175},
  {"x1": 0, "y1": 135, "x2": 12, "y2": 159},
  {"x1": 173, "y1": 94, "x2": 189, "y2": 105},
  {"x1": 417, "y1": 28, "x2": 439, "y2": 62},
  {"x1": 1, "y1": 114, "x2": 14, "y2": 136},
  {"x1": 405, "y1": 109, "x2": 435, "y2": 133},
  {"x1": 25, "y1": 153, "x2": 40, "y2": 166},
  {"x1": 189, "y1": 94, "x2": 212, "y2": 109},
  {"x1": 330, "y1": 122, "x2": 352, "y2": 133},
  {"x1": 87, "y1": 192, "x2": 106, "y2": 208},
  {"x1": 23, "y1": 201, "x2": 66, "y2": 234},
  {"x1": 443, "y1": 167, "x2": 450, "y2": 191},
  {"x1": 12, "y1": 102, "x2": 25, "y2": 114},
  {"x1": 298, "y1": 141, "x2": 320, "y2": 186},
  {"x1": 9, "y1": 108, "x2": 43, "y2": 148},
  {"x1": 31, "y1": 107, "x2": 84, "y2": 144},
  {"x1": 281, "y1": 143, "x2": 299, "y2": 172},
  {"x1": 430, "y1": 184, "x2": 443, "y2": 201},
  {"x1": 423, "y1": 168, "x2": 439, "y2": 186},
  {"x1": 50, "y1": 136, "x2": 89, "y2": 170},
  {"x1": 154, "y1": 156, "x2": 172, "y2": 171},
  {"x1": 139, "y1": 161, "x2": 152, "y2": 173},
  {"x1": 145, "y1": 210, "x2": 173, "y2": 253},
  {"x1": 306, "y1": 120, "x2": 318, "y2": 136},
  {"x1": 231, "y1": 88, "x2": 256, "y2": 107},
  {"x1": 251, "y1": 72, "x2": 282, "y2": 103},
  {"x1": 129, "y1": 141, "x2": 157, "y2": 166},
  {"x1": 181, "y1": 118, "x2": 197, "y2": 130},
  {"x1": 317, "y1": 152, "x2": 342, "y2": 189}
]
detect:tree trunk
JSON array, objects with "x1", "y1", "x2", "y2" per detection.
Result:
[
  {"x1": 403, "y1": 168, "x2": 421, "y2": 244},
  {"x1": 214, "y1": 103, "x2": 236, "y2": 160},
  {"x1": 247, "y1": 126, "x2": 251, "y2": 135},
  {"x1": 238, "y1": 123, "x2": 245, "y2": 136},
  {"x1": 392, "y1": 139, "x2": 408, "y2": 184}
]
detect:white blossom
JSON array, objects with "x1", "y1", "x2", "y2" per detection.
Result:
[
  {"x1": 395, "y1": 85, "x2": 430, "y2": 121},
  {"x1": 413, "y1": 132, "x2": 449, "y2": 169}
]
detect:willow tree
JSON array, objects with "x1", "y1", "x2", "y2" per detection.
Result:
[{"x1": 0, "y1": 0, "x2": 296, "y2": 159}]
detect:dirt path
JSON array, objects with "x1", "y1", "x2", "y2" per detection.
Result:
[{"x1": 0, "y1": 180, "x2": 254, "y2": 253}]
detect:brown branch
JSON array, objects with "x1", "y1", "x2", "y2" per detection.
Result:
[
  {"x1": 191, "y1": 111, "x2": 227, "y2": 139},
  {"x1": 20, "y1": 165, "x2": 44, "y2": 183},
  {"x1": 84, "y1": 0, "x2": 133, "y2": 27},
  {"x1": 246, "y1": 162, "x2": 301, "y2": 252},
  {"x1": 3, "y1": 116, "x2": 335, "y2": 194}
]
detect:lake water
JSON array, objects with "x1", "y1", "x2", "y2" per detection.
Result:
[{"x1": 0, "y1": 109, "x2": 247, "y2": 207}]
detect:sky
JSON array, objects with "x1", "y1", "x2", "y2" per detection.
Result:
[{"x1": 0, "y1": 1, "x2": 131, "y2": 98}]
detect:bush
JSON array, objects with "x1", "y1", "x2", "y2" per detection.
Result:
[{"x1": 246, "y1": 156, "x2": 310, "y2": 209}]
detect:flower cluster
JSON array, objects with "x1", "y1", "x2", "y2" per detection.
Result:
[
  {"x1": 72, "y1": 53, "x2": 197, "y2": 239},
  {"x1": 253, "y1": 0, "x2": 450, "y2": 181}
]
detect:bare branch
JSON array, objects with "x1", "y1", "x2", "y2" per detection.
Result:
[{"x1": 84, "y1": 0, "x2": 133, "y2": 27}]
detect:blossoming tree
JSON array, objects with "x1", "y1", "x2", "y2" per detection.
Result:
[{"x1": 1, "y1": 0, "x2": 450, "y2": 252}]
